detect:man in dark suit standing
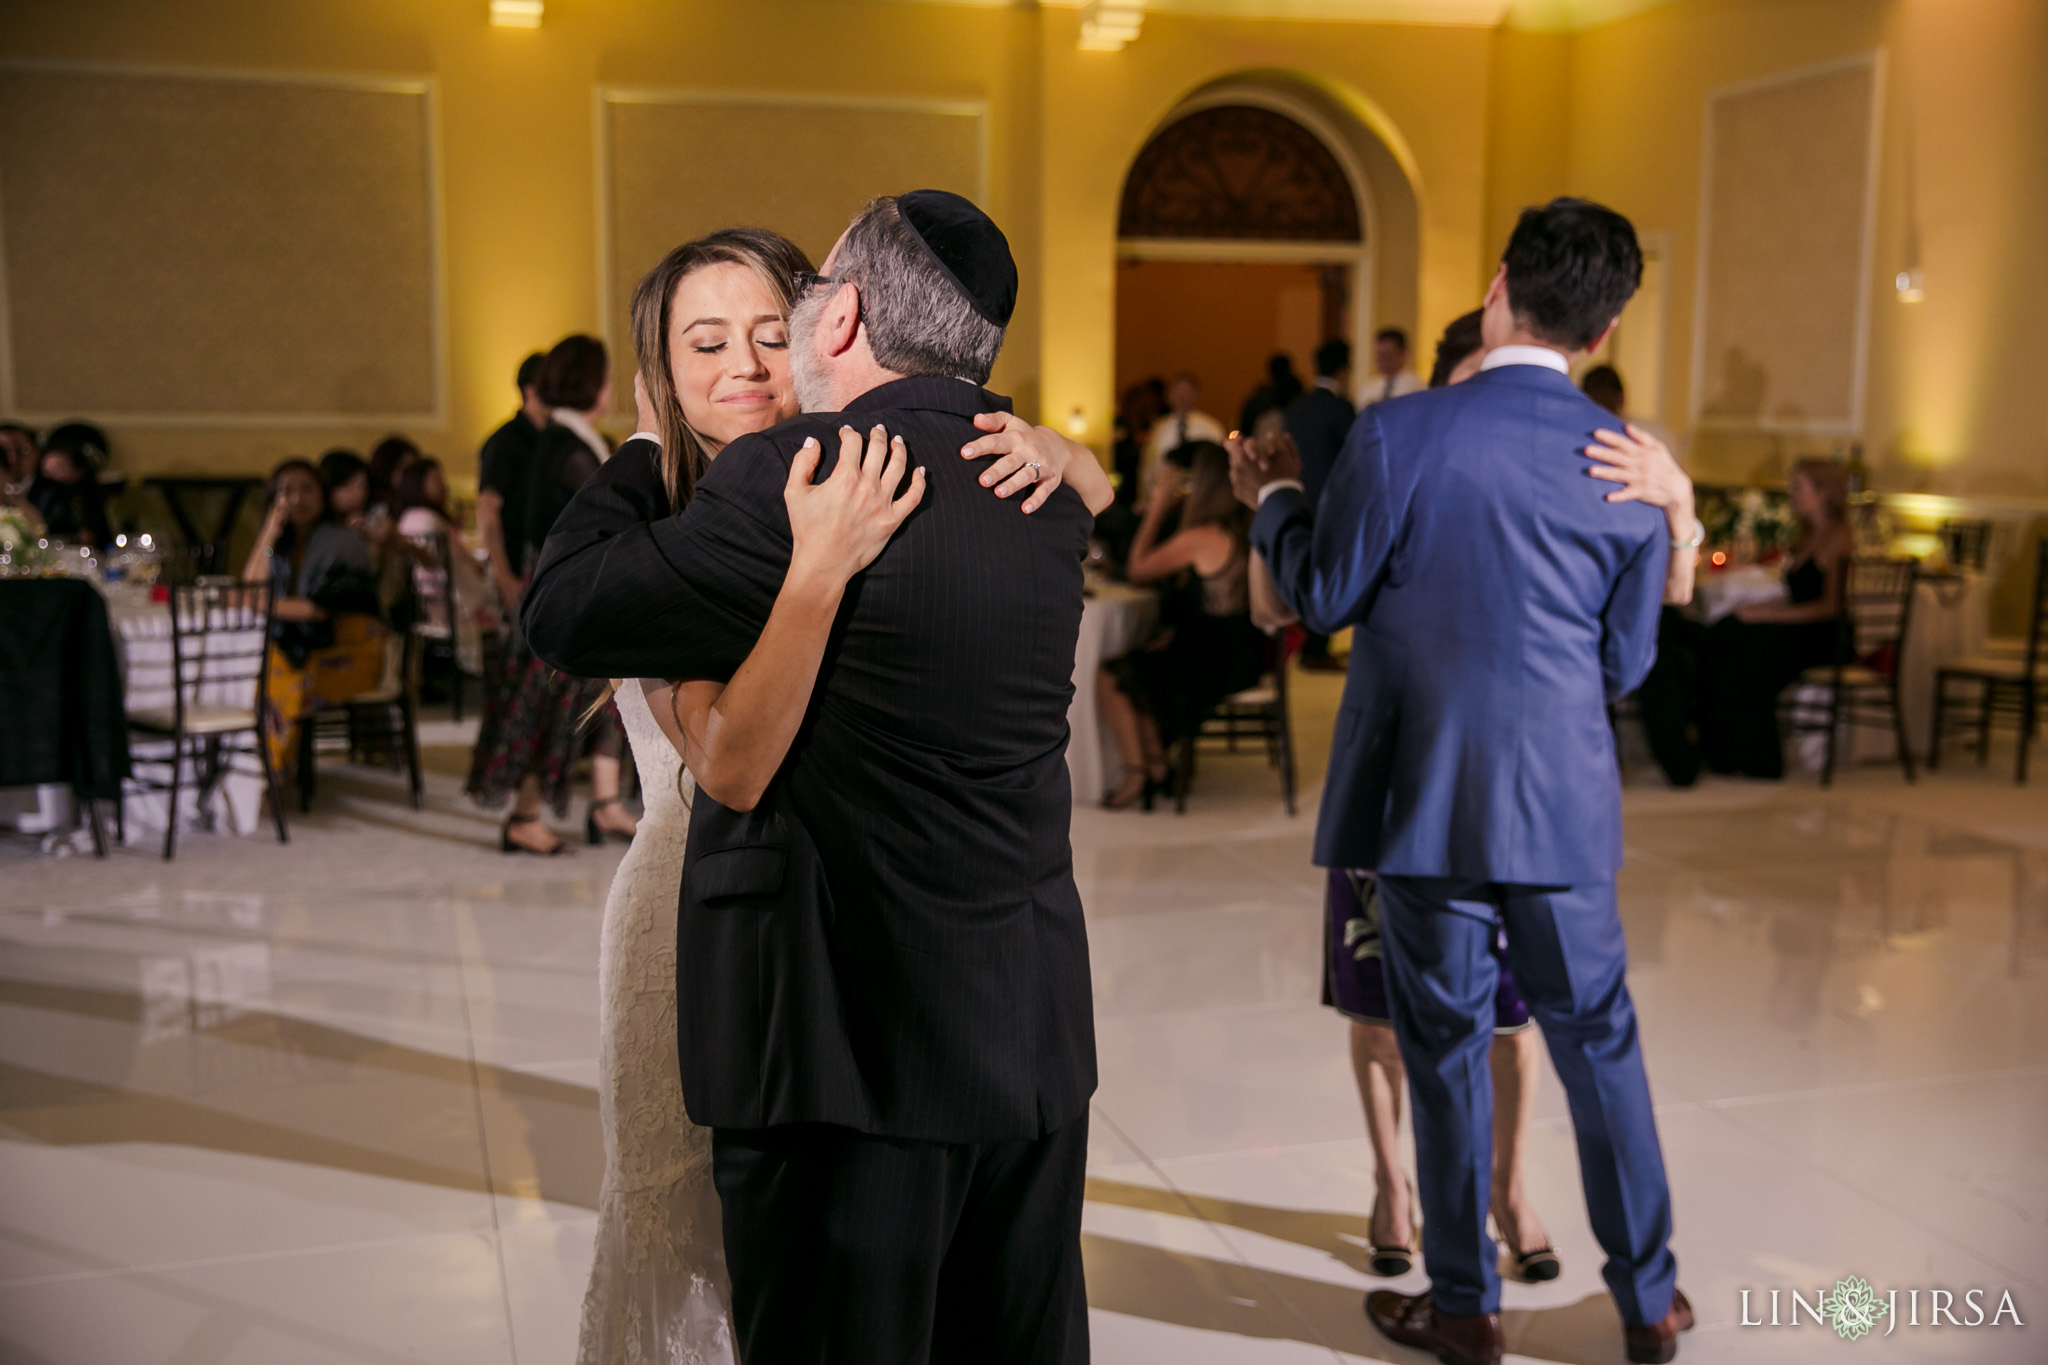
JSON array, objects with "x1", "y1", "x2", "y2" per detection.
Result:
[
  {"x1": 1284, "y1": 336, "x2": 1356, "y2": 669},
  {"x1": 523, "y1": 193, "x2": 1094, "y2": 1364},
  {"x1": 1234, "y1": 199, "x2": 1693, "y2": 1365}
]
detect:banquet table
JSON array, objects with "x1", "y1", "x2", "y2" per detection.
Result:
[
  {"x1": 0, "y1": 580, "x2": 130, "y2": 851},
  {"x1": 1066, "y1": 581, "x2": 1159, "y2": 804}
]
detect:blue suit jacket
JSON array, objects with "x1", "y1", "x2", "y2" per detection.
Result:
[{"x1": 1253, "y1": 363, "x2": 1668, "y2": 886}]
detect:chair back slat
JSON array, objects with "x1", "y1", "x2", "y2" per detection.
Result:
[
  {"x1": 1938, "y1": 518, "x2": 1992, "y2": 572},
  {"x1": 1841, "y1": 556, "x2": 1918, "y2": 671},
  {"x1": 164, "y1": 581, "x2": 275, "y2": 720},
  {"x1": 2025, "y1": 538, "x2": 2048, "y2": 672}
]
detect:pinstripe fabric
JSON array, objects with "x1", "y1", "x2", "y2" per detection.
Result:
[{"x1": 524, "y1": 378, "x2": 1097, "y2": 1143}]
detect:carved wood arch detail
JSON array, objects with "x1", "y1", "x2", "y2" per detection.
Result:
[{"x1": 1118, "y1": 105, "x2": 1362, "y2": 243}]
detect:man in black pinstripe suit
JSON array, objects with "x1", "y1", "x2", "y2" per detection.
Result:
[{"x1": 524, "y1": 192, "x2": 1095, "y2": 1364}]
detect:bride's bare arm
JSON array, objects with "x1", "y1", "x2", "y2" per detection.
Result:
[{"x1": 648, "y1": 425, "x2": 923, "y2": 812}]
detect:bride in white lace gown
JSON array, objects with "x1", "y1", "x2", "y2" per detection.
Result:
[
  {"x1": 579, "y1": 678, "x2": 730, "y2": 1365},
  {"x1": 577, "y1": 228, "x2": 1112, "y2": 1365}
]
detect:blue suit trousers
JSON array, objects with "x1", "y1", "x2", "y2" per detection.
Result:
[{"x1": 1373, "y1": 876, "x2": 1677, "y2": 1323}]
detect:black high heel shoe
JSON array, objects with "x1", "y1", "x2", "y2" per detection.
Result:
[
  {"x1": 585, "y1": 797, "x2": 635, "y2": 846},
  {"x1": 502, "y1": 812, "x2": 571, "y2": 857}
]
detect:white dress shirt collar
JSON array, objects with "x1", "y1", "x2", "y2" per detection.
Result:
[
  {"x1": 553, "y1": 408, "x2": 610, "y2": 464},
  {"x1": 1479, "y1": 345, "x2": 1572, "y2": 375}
]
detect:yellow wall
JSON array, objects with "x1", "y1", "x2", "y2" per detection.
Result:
[
  {"x1": 0, "y1": 0, "x2": 1489, "y2": 486},
  {"x1": 4, "y1": 0, "x2": 2040, "y2": 523},
  {"x1": 1559, "y1": 0, "x2": 2048, "y2": 502}
]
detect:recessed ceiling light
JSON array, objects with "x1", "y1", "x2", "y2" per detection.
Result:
[{"x1": 490, "y1": 0, "x2": 543, "y2": 30}]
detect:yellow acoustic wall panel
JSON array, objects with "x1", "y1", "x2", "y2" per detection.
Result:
[
  {"x1": 1692, "y1": 55, "x2": 1879, "y2": 435},
  {"x1": 599, "y1": 90, "x2": 984, "y2": 408},
  {"x1": 0, "y1": 63, "x2": 440, "y2": 423}
]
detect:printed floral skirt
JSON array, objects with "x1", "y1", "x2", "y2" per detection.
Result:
[{"x1": 465, "y1": 634, "x2": 622, "y2": 818}]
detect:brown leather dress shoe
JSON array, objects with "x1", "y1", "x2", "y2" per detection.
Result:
[
  {"x1": 1624, "y1": 1288, "x2": 1695, "y2": 1364},
  {"x1": 1364, "y1": 1290, "x2": 1503, "y2": 1365}
]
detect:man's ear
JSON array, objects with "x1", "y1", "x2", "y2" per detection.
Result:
[
  {"x1": 1585, "y1": 316, "x2": 1622, "y2": 358},
  {"x1": 1481, "y1": 263, "x2": 1509, "y2": 311},
  {"x1": 819, "y1": 282, "x2": 862, "y2": 360}
]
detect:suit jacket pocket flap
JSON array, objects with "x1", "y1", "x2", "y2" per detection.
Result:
[{"x1": 690, "y1": 846, "x2": 787, "y2": 905}]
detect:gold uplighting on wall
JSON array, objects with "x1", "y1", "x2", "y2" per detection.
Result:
[
  {"x1": 488, "y1": 0, "x2": 542, "y2": 30},
  {"x1": 1078, "y1": 1, "x2": 1143, "y2": 51}
]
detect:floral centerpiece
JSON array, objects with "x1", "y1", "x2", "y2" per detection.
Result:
[
  {"x1": 0, "y1": 506, "x2": 53, "y2": 573},
  {"x1": 1699, "y1": 486, "x2": 1799, "y2": 562}
]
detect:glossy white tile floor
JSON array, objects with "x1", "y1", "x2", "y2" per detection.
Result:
[{"x1": 3, "y1": 683, "x2": 2045, "y2": 1363}]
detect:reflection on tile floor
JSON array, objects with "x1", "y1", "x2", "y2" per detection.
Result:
[{"x1": 4, "y1": 680, "x2": 2046, "y2": 1363}]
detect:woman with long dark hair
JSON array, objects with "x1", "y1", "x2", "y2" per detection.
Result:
[
  {"x1": 240, "y1": 457, "x2": 383, "y2": 777},
  {"x1": 1098, "y1": 439, "x2": 1268, "y2": 809}
]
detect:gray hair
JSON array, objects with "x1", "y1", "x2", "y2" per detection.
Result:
[{"x1": 836, "y1": 197, "x2": 1005, "y2": 384}]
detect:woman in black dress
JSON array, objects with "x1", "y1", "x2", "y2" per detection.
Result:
[
  {"x1": 1099, "y1": 440, "x2": 1268, "y2": 809},
  {"x1": 1697, "y1": 458, "x2": 1852, "y2": 777}
]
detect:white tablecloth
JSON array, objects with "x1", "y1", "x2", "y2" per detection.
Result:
[
  {"x1": 1898, "y1": 573, "x2": 1989, "y2": 757},
  {"x1": 111, "y1": 592, "x2": 269, "y2": 839},
  {"x1": 1686, "y1": 566, "x2": 1988, "y2": 763},
  {"x1": 1066, "y1": 582, "x2": 1159, "y2": 804},
  {"x1": 1687, "y1": 565, "x2": 1784, "y2": 624}
]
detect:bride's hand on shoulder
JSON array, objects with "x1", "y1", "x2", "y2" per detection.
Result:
[
  {"x1": 1586, "y1": 423, "x2": 1692, "y2": 512},
  {"x1": 784, "y1": 424, "x2": 926, "y2": 588},
  {"x1": 960, "y1": 410, "x2": 1115, "y2": 516}
]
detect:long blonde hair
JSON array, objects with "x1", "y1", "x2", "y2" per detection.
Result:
[{"x1": 630, "y1": 227, "x2": 814, "y2": 508}]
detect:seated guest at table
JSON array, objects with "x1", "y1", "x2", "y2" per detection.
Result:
[
  {"x1": 1641, "y1": 458, "x2": 1847, "y2": 783},
  {"x1": 1, "y1": 422, "x2": 44, "y2": 536},
  {"x1": 1700, "y1": 459, "x2": 1850, "y2": 778},
  {"x1": 367, "y1": 436, "x2": 422, "y2": 522},
  {"x1": 466, "y1": 334, "x2": 633, "y2": 854},
  {"x1": 241, "y1": 458, "x2": 384, "y2": 777},
  {"x1": 1098, "y1": 440, "x2": 1267, "y2": 810},
  {"x1": 318, "y1": 450, "x2": 372, "y2": 526},
  {"x1": 30, "y1": 423, "x2": 114, "y2": 548},
  {"x1": 396, "y1": 457, "x2": 499, "y2": 676}
]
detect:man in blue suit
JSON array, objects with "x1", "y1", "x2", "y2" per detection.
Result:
[{"x1": 1233, "y1": 199, "x2": 1694, "y2": 1365}]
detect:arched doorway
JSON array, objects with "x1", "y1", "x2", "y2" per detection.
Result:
[{"x1": 1115, "y1": 97, "x2": 1370, "y2": 441}]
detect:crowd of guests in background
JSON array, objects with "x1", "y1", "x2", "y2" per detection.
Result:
[
  {"x1": 185, "y1": 336, "x2": 640, "y2": 853},
  {"x1": 0, "y1": 420, "x2": 117, "y2": 548}
]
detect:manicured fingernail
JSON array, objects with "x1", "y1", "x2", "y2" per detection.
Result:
[{"x1": 803, "y1": 437, "x2": 818, "y2": 448}]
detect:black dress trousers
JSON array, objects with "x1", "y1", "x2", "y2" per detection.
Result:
[{"x1": 712, "y1": 1114, "x2": 1091, "y2": 1365}]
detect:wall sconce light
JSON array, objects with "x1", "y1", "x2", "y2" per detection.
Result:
[
  {"x1": 1079, "y1": 1, "x2": 1144, "y2": 51},
  {"x1": 1065, "y1": 407, "x2": 1089, "y2": 437},
  {"x1": 490, "y1": 0, "x2": 543, "y2": 29},
  {"x1": 1895, "y1": 267, "x2": 1924, "y2": 304}
]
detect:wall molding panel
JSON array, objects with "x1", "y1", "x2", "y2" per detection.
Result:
[
  {"x1": 1688, "y1": 52, "x2": 1884, "y2": 436},
  {"x1": 0, "y1": 60, "x2": 447, "y2": 427},
  {"x1": 595, "y1": 87, "x2": 987, "y2": 398}
]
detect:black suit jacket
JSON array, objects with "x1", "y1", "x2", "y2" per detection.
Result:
[
  {"x1": 522, "y1": 377, "x2": 1098, "y2": 1143},
  {"x1": 1284, "y1": 384, "x2": 1357, "y2": 506}
]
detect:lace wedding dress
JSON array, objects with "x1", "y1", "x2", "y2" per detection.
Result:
[{"x1": 577, "y1": 681, "x2": 735, "y2": 1365}]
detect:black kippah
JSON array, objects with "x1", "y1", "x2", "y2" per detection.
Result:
[{"x1": 896, "y1": 189, "x2": 1017, "y2": 327}]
